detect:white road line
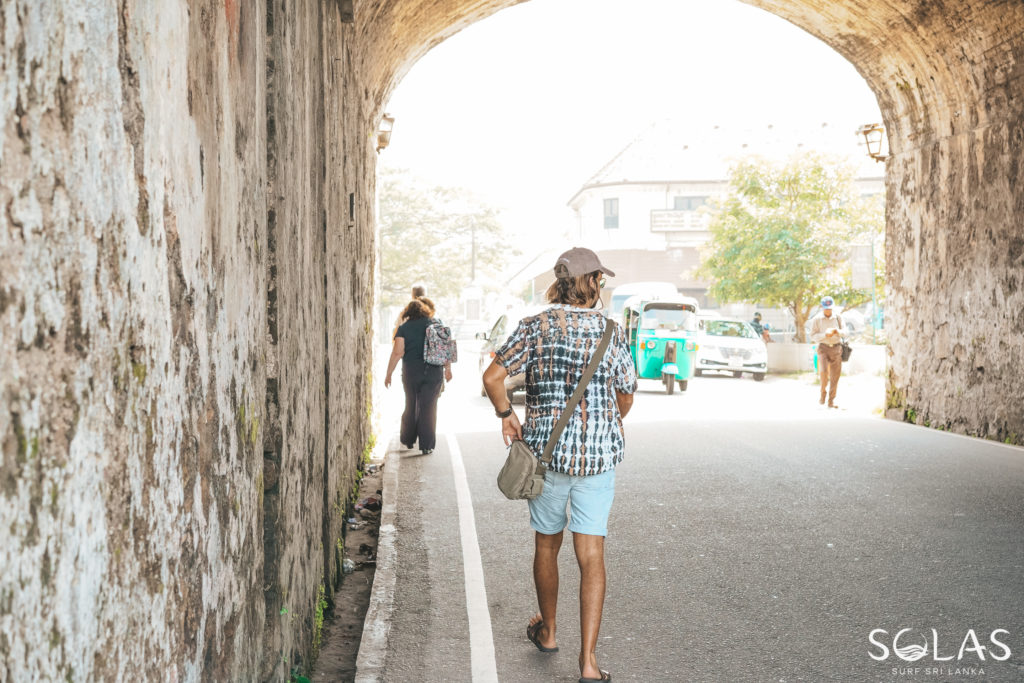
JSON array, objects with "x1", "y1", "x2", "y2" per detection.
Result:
[{"x1": 446, "y1": 432, "x2": 500, "y2": 682}]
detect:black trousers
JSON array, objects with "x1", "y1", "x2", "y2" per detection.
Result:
[{"x1": 400, "y1": 362, "x2": 444, "y2": 450}]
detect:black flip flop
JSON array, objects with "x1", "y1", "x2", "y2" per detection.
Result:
[
  {"x1": 578, "y1": 671, "x2": 611, "y2": 683},
  {"x1": 526, "y1": 621, "x2": 558, "y2": 653}
]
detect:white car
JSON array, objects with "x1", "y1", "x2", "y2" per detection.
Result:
[
  {"x1": 476, "y1": 305, "x2": 550, "y2": 399},
  {"x1": 696, "y1": 317, "x2": 768, "y2": 381}
]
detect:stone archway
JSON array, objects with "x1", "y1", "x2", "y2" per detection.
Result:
[
  {"x1": 362, "y1": 0, "x2": 1024, "y2": 440},
  {"x1": 0, "y1": 1, "x2": 1020, "y2": 680}
]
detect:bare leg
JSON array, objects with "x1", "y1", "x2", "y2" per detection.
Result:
[
  {"x1": 530, "y1": 530, "x2": 563, "y2": 649},
  {"x1": 573, "y1": 532, "x2": 607, "y2": 680}
]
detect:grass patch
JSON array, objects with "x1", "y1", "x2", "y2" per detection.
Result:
[{"x1": 312, "y1": 582, "x2": 328, "y2": 659}]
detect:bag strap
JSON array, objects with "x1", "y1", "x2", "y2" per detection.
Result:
[{"x1": 539, "y1": 320, "x2": 616, "y2": 465}]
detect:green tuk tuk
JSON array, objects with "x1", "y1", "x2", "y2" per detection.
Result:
[{"x1": 622, "y1": 295, "x2": 701, "y2": 394}]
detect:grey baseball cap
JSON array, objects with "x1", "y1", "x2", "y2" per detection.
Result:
[{"x1": 553, "y1": 247, "x2": 616, "y2": 279}]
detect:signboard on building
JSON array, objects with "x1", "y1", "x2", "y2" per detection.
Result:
[
  {"x1": 851, "y1": 244, "x2": 874, "y2": 290},
  {"x1": 651, "y1": 209, "x2": 704, "y2": 232}
]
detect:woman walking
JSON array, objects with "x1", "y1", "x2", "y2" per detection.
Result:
[{"x1": 385, "y1": 297, "x2": 452, "y2": 454}]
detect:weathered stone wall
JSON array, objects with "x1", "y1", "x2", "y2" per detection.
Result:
[
  {"x1": 884, "y1": 110, "x2": 1024, "y2": 438},
  {"x1": 0, "y1": 0, "x2": 266, "y2": 678},
  {"x1": 261, "y1": 0, "x2": 328, "y2": 677},
  {"x1": 322, "y1": 0, "x2": 377, "y2": 616},
  {"x1": 1, "y1": 0, "x2": 375, "y2": 680},
  {"x1": 261, "y1": 0, "x2": 375, "y2": 677}
]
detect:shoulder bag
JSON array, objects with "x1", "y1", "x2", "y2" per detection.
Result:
[
  {"x1": 838, "y1": 314, "x2": 853, "y2": 362},
  {"x1": 497, "y1": 320, "x2": 615, "y2": 500}
]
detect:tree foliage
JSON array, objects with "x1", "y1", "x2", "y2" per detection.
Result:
[
  {"x1": 377, "y1": 167, "x2": 517, "y2": 309},
  {"x1": 699, "y1": 153, "x2": 884, "y2": 342}
]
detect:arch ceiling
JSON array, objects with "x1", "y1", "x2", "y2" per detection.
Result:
[{"x1": 360, "y1": 0, "x2": 1023, "y2": 156}]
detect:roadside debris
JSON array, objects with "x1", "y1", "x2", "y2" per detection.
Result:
[{"x1": 355, "y1": 494, "x2": 382, "y2": 512}]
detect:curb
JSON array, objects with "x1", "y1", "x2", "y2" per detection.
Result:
[
  {"x1": 884, "y1": 417, "x2": 1024, "y2": 453},
  {"x1": 354, "y1": 443, "x2": 400, "y2": 682}
]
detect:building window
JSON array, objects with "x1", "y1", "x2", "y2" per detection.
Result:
[
  {"x1": 604, "y1": 198, "x2": 619, "y2": 229},
  {"x1": 673, "y1": 196, "x2": 708, "y2": 211}
]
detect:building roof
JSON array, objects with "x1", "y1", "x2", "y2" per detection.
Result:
[{"x1": 570, "y1": 119, "x2": 884, "y2": 205}]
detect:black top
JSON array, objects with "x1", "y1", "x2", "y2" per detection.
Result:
[{"x1": 395, "y1": 317, "x2": 431, "y2": 364}]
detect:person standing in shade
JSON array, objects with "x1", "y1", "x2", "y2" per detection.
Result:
[
  {"x1": 385, "y1": 297, "x2": 452, "y2": 454},
  {"x1": 809, "y1": 295, "x2": 844, "y2": 408},
  {"x1": 483, "y1": 247, "x2": 637, "y2": 683}
]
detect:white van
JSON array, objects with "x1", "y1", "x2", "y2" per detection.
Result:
[{"x1": 608, "y1": 281, "x2": 678, "y2": 320}]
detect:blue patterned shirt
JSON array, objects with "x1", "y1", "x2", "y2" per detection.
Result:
[{"x1": 495, "y1": 305, "x2": 637, "y2": 476}]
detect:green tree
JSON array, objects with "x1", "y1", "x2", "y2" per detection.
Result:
[
  {"x1": 377, "y1": 167, "x2": 517, "y2": 308},
  {"x1": 699, "y1": 153, "x2": 884, "y2": 342}
]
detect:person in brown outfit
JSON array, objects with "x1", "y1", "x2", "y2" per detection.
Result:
[{"x1": 809, "y1": 295, "x2": 844, "y2": 408}]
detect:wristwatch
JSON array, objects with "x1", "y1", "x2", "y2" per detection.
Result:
[{"x1": 496, "y1": 406, "x2": 513, "y2": 419}]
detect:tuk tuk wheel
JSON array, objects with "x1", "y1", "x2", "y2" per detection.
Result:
[
  {"x1": 731, "y1": 371, "x2": 743, "y2": 379},
  {"x1": 663, "y1": 372, "x2": 675, "y2": 395},
  {"x1": 753, "y1": 373, "x2": 766, "y2": 382},
  {"x1": 677, "y1": 379, "x2": 688, "y2": 392}
]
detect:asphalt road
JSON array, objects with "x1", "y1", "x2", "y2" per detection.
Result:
[{"x1": 374, "y1": 357, "x2": 1024, "y2": 682}]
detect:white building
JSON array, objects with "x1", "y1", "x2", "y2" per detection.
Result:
[{"x1": 525, "y1": 120, "x2": 884, "y2": 309}]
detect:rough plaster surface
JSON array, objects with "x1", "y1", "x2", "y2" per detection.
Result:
[
  {"x1": 1, "y1": 0, "x2": 373, "y2": 680},
  {"x1": 261, "y1": 0, "x2": 375, "y2": 678},
  {"x1": 1, "y1": 0, "x2": 1021, "y2": 680}
]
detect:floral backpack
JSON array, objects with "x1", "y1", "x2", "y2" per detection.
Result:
[{"x1": 424, "y1": 318, "x2": 458, "y2": 366}]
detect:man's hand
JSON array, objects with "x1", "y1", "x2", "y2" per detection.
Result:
[
  {"x1": 501, "y1": 412, "x2": 523, "y2": 445},
  {"x1": 444, "y1": 365, "x2": 453, "y2": 382},
  {"x1": 483, "y1": 360, "x2": 522, "y2": 444},
  {"x1": 384, "y1": 373, "x2": 393, "y2": 388}
]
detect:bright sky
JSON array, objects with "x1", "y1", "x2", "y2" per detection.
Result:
[{"x1": 382, "y1": 0, "x2": 882, "y2": 244}]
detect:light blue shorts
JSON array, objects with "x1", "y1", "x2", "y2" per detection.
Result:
[{"x1": 528, "y1": 469, "x2": 616, "y2": 537}]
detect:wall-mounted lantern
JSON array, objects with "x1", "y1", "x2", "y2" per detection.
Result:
[
  {"x1": 856, "y1": 123, "x2": 889, "y2": 162},
  {"x1": 376, "y1": 114, "x2": 395, "y2": 153}
]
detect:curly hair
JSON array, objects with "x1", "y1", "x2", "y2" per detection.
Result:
[
  {"x1": 417, "y1": 296, "x2": 436, "y2": 316},
  {"x1": 545, "y1": 270, "x2": 602, "y2": 307},
  {"x1": 400, "y1": 298, "x2": 432, "y2": 321}
]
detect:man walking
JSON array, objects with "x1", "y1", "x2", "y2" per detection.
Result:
[
  {"x1": 809, "y1": 295, "x2": 844, "y2": 408},
  {"x1": 482, "y1": 247, "x2": 637, "y2": 683}
]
